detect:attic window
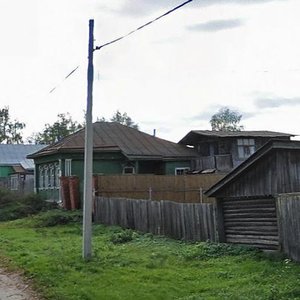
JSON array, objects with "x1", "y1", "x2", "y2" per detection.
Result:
[
  {"x1": 123, "y1": 166, "x2": 135, "y2": 174},
  {"x1": 237, "y1": 139, "x2": 255, "y2": 159},
  {"x1": 175, "y1": 167, "x2": 190, "y2": 175}
]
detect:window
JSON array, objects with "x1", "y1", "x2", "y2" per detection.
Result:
[
  {"x1": 123, "y1": 166, "x2": 135, "y2": 174},
  {"x1": 44, "y1": 166, "x2": 50, "y2": 188},
  {"x1": 65, "y1": 159, "x2": 72, "y2": 176},
  {"x1": 175, "y1": 167, "x2": 190, "y2": 175},
  {"x1": 237, "y1": 139, "x2": 255, "y2": 159},
  {"x1": 49, "y1": 165, "x2": 55, "y2": 187},
  {"x1": 10, "y1": 175, "x2": 19, "y2": 190},
  {"x1": 54, "y1": 163, "x2": 60, "y2": 187},
  {"x1": 39, "y1": 166, "x2": 45, "y2": 189}
]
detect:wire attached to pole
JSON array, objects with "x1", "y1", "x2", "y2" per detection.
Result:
[
  {"x1": 48, "y1": 0, "x2": 193, "y2": 94},
  {"x1": 95, "y1": 0, "x2": 193, "y2": 51}
]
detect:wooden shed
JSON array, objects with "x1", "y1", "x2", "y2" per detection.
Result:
[{"x1": 205, "y1": 139, "x2": 300, "y2": 251}]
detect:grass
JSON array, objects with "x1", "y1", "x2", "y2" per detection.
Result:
[{"x1": 0, "y1": 210, "x2": 300, "y2": 300}]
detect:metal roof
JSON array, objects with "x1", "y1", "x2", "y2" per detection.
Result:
[
  {"x1": 0, "y1": 144, "x2": 46, "y2": 170},
  {"x1": 205, "y1": 139, "x2": 300, "y2": 197},
  {"x1": 28, "y1": 122, "x2": 198, "y2": 160},
  {"x1": 179, "y1": 130, "x2": 295, "y2": 144}
]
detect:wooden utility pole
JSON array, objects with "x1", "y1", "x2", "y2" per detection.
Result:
[{"x1": 83, "y1": 19, "x2": 94, "y2": 259}]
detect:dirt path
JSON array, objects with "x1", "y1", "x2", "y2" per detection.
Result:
[{"x1": 0, "y1": 268, "x2": 40, "y2": 300}]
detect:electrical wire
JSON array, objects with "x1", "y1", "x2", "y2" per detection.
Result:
[
  {"x1": 95, "y1": 0, "x2": 193, "y2": 51},
  {"x1": 48, "y1": 0, "x2": 193, "y2": 93},
  {"x1": 49, "y1": 65, "x2": 80, "y2": 93}
]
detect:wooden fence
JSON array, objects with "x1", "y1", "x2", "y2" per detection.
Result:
[
  {"x1": 94, "y1": 197, "x2": 217, "y2": 242},
  {"x1": 277, "y1": 193, "x2": 300, "y2": 262},
  {"x1": 93, "y1": 174, "x2": 224, "y2": 203}
]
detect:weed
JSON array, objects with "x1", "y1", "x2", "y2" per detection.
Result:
[
  {"x1": 180, "y1": 242, "x2": 259, "y2": 261},
  {"x1": 110, "y1": 229, "x2": 137, "y2": 244},
  {"x1": 33, "y1": 209, "x2": 82, "y2": 227}
]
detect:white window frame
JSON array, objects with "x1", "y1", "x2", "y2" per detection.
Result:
[
  {"x1": 39, "y1": 166, "x2": 45, "y2": 189},
  {"x1": 44, "y1": 166, "x2": 50, "y2": 188},
  {"x1": 10, "y1": 175, "x2": 19, "y2": 190},
  {"x1": 175, "y1": 167, "x2": 190, "y2": 175},
  {"x1": 123, "y1": 166, "x2": 135, "y2": 174},
  {"x1": 54, "y1": 162, "x2": 60, "y2": 188},
  {"x1": 65, "y1": 159, "x2": 72, "y2": 176}
]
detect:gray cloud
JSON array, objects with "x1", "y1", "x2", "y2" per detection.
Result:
[
  {"x1": 241, "y1": 111, "x2": 258, "y2": 120},
  {"x1": 189, "y1": 105, "x2": 220, "y2": 122},
  {"x1": 187, "y1": 19, "x2": 243, "y2": 32},
  {"x1": 255, "y1": 97, "x2": 300, "y2": 109},
  {"x1": 115, "y1": 0, "x2": 288, "y2": 17}
]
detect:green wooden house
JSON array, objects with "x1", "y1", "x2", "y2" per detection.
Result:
[{"x1": 28, "y1": 122, "x2": 199, "y2": 202}]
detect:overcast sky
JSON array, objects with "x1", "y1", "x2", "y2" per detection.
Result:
[{"x1": 1, "y1": 0, "x2": 300, "y2": 142}]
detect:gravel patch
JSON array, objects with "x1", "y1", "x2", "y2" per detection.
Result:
[{"x1": 0, "y1": 268, "x2": 40, "y2": 300}]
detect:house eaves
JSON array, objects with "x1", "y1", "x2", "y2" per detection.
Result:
[{"x1": 179, "y1": 130, "x2": 295, "y2": 145}]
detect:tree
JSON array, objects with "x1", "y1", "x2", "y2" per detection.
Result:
[
  {"x1": 0, "y1": 107, "x2": 25, "y2": 144},
  {"x1": 210, "y1": 107, "x2": 244, "y2": 131},
  {"x1": 98, "y1": 110, "x2": 139, "y2": 129},
  {"x1": 30, "y1": 113, "x2": 83, "y2": 144}
]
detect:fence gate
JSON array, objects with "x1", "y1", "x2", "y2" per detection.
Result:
[{"x1": 222, "y1": 197, "x2": 279, "y2": 250}]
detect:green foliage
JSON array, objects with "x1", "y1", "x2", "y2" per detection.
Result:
[
  {"x1": 1, "y1": 220, "x2": 300, "y2": 300},
  {"x1": 180, "y1": 242, "x2": 259, "y2": 261},
  {"x1": 0, "y1": 189, "x2": 56, "y2": 221},
  {"x1": 28, "y1": 113, "x2": 82, "y2": 144},
  {"x1": 0, "y1": 106, "x2": 25, "y2": 144},
  {"x1": 110, "y1": 228, "x2": 137, "y2": 244},
  {"x1": 210, "y1": 107, "x2": 244, "y2": 131},
  {"x1": 33, "y1": 209, "x2": 82, "y2": 227},
  {"x1": 98, "y1": 110, "x2": 139, "y2": 129}
]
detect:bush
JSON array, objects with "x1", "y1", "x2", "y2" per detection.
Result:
[
  {"x1": 33, "y1": 209, "x2": 82, "y2": 227},
  {"x1": 110, "y1": 229, "x2": 137, "y2": 244},
  {"x1": 0, "y1": 188, "x2": 57, "y2": 222}
]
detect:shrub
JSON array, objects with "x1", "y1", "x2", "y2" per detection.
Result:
[
  {"x1": 0, "y1": 188, "x2": 57, "y2": 222},
  {"x1": 110, "y1": 229, "x2": 137, "y2": 244},
  {"x1": 33, "y1": 209, "x2": 83, "y2": 227}
]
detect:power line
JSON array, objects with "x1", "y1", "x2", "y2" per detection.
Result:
[
  {"x1": 48, "y1": 0, "x2": 193, "y2": 93},
  {"x1": 95, "y1": 0, "x2": 193, "y2": 51},
  {"x1": 49, "y1": 65, "x2": 80, "y2": 93}
]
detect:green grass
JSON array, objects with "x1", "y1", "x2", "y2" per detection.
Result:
[{"x1": 0, "y1": 211, "x2": 300, "y2": 300}]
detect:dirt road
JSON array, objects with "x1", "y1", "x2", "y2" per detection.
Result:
[{"x1": 0, "y1": 268, "x2": 40, "y2": 300}]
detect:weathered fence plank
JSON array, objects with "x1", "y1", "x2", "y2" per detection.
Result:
[
  {"x1": 94, "y1": 196, "x2": 217, "y2": 242},
  {"x1": 277, "y1": 193, "x2": 300, "y2": 262}
]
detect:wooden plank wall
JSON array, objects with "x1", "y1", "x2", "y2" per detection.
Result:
[
  {"x1": 277, "y1": 193, "x2": 300, "y2": 262},
  {"x1": 222, "y1": 197, "x2": 279, "y2": 250},
  {"x1": 94, "y1": 197, "x2": 217, "y2": 242},
  {"x1": 94, "y1": 174, "x2": 224, "y2": 203}
]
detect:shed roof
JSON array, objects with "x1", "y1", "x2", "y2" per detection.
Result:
[
  {"x1": 179, "y1": 130, "x2": 294, "y2": 144},
  {"x1": 28, "y1": 122, "x2": 198, "y2": 160},
  {"x1": 205, "y1": 139, "x2": 300, "y2": 197},
  {"x1": 0, "y1": 144, "x2": 46, "y2": 170}
]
